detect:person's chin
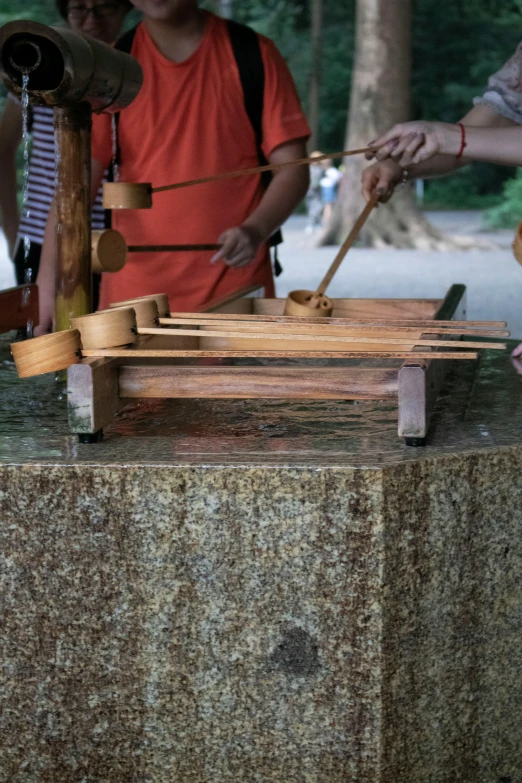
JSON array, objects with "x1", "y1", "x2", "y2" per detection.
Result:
[{"x1": 143, "y1": 0, "x2": 172, "y2": 14}]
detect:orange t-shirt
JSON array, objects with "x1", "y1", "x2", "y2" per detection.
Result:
[{"x1": 92, "y1": 13, "x2": 310, "y2": 311}]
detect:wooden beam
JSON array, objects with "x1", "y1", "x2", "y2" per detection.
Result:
[
  {"x1": 118, "y1": 366, "x2": 400, "y2": 400},
  {"x1": 81, "y1": 349, "x2": 478, "y2": 360}
]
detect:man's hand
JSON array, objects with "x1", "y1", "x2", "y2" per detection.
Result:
[
  {"x1": 361, "y1": 159, "x2": 403, "y2": 203},
  {"x1": 211, "y1": 225, "x2": 264, "y2": 268}
]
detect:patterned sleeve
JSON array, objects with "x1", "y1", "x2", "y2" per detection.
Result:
[{"x1": 473, "y1": 41, "x2": 522, "y2": 124}]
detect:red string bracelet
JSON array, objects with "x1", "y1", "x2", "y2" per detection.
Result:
[{"x1": 456, "y1": 123, "x2": 467, "y2": 159}]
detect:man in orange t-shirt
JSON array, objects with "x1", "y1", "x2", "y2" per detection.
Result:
[{"x1": 35, "y1": 0, "x2": 310, "y2": 330}]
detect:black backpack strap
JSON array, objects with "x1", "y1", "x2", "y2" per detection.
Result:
[
  {"x1": 114, "y1": 24, "x2": 139, "y2": 55},
  {"x1": 226, "y1": 19, "x2": 283, "y2": 256}
]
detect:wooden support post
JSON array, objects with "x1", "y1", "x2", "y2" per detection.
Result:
[
  {"x1": 398, "y1": 284, "x2": 468, "y2": 445},
  {"x1": 67, "y1": 358, "x2": 123, "y2": 436},
  {"x1": 54, "y1": 103, "x2": 92, "y2": 332}
]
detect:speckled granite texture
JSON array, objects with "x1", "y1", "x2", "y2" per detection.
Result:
[{"x1": 1, "y1": 335, "x2": 522, "y2": 781}]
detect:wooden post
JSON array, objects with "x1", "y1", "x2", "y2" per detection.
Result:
[
  {"x1": 398, "y1": 284, "x2": 468, "y2": 445},
  {"x1": 67, "y1": 358, "x2": 123, "y2": 439},
  {"x1": 54, "y1": 103, "x2": 92, "y2": 332}
]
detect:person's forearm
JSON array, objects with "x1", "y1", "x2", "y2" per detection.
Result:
[
  {"x1": 436, "y1": 124, "x2": 522, "y2": 167},
  {"x1": 407, "y1": 154, "x2": 469, "y2": 181},
  {"x1": 34, "y1": 202, "x2": 57, "y2": 334},
  {"x1": 0, "y1": 152, "x2": 20, "y2": 251},
  {"x1": 242, "y1": 166, "x2": 309, "y2": 242},
  {"x1": 402, "y1": 104, "x2": 517, "y2": 179}
]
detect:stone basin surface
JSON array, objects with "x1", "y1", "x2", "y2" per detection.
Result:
[{"x1": 1, "y1": 333, "x2": 522, "y2": 782}]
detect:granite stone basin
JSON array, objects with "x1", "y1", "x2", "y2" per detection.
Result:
[{"x1": 1, "y1": 334, "x2": 522, "y2": 782}]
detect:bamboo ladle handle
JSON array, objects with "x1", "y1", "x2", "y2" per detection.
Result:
[
  {"x1": 151, "y1": 147, "x2": 377, "y2": 195},
  {"x1": 127, "y1": 243, "x2": 222, "y2": 252},
  {"x1": 314, "y1": 192, "x2": 380, "y2": 298}
]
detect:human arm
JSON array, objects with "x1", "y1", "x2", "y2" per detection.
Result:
[
  {"x1": 212, "y1": 138, "x2": 309, "y2": 267},
  {"x1": 35, "y1": 158, "x2": 105, "y2": 336},
  {"x1": 361, "y1": 104, "x2": 516, "y2": 202},
  {"x1": 0, "y1": 96, "x2": 23, "y2": 254},
  {"x1": 368, "y1": 119, "x2": 522, "y2": 168}
]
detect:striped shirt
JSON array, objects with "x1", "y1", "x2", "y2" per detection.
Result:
[{"x1": 17, "y1": 102, "x2": 107, "y2": 246}]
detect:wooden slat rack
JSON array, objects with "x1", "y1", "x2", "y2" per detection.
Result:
[{"x1": 67, "y1": 284, "x2": 492, "y2": 447}]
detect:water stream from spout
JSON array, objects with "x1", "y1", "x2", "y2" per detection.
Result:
[{"x1": 20, "y1": 74, "x2": 32, "y2": 316}]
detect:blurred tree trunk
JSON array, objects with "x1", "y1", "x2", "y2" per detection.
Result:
[
  {"x1": 308, "y1": 0, "x2": 323, "y2": 152},
  {"x1": 320, "y1": 0, "x2": 445, "y2": 248}
]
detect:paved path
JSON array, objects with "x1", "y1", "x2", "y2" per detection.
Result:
[{"x1": 2, "y1": 210, "x2": 521, "y2": 337}]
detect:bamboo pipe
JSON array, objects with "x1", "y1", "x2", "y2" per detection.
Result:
[
  {"x1": 284, "y1": 193, "x2": 380, "y2": 318},
  {"x1": 127, "y1": 244, "x2": 221, "y2": 252},
  {"x1": 91, "y1": 228, "x2": 221, "y2": 274},
  {"x1": 54, "y1": 103, "x2": 92, "y2": 332},
  {"x1": 102, "y1": 146, "x2": 377, "y2": 210}
]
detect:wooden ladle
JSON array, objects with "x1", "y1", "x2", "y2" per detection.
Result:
[
  {"x1": 91, "y1": 228, "x2": 221, "y2": 274},
  {"x1": 102, "y1": 146, "x2": 377, "y2": 211},
  {"x1": 284, "y1": 193, "x2": 380, "y2": 317}
]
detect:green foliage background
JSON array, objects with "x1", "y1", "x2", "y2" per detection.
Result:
[{"x1": 1, "y1": 0, "x2": 522, "y2": 214}]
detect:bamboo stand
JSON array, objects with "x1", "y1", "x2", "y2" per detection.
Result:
[{"x1": 9, "y1": 285, "x2": 507, "y2": 446}]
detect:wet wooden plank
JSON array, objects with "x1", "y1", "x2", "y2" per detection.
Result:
[
  {"x1": 118, "y1": 366, "x2": 400, "y2": 400},
  {"x1": 0, "y1": 284, "x2": 39, "y2": 334}
]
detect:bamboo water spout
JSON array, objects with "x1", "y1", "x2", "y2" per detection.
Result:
[{"x1": 0, "y1": 20, "x2": 143, "y2": 331}]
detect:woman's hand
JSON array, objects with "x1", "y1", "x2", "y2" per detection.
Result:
[
  {"x1": 211, "y1": 225, "x2": 263, "y2": 268},
  {"x1": 366, "y1": 121, "x2": 462, "y2": 168},
  {"x1": 361, "y1": 159, "x2": 403, "y2": 203}
]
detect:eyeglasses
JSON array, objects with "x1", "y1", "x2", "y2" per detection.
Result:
[{"x1": 67, "y1": 3, "x2": 121, "y2": 21}]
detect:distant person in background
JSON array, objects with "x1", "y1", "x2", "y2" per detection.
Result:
[
  {"x1": 0, "y1": 0, "x2": 131, "y2": 285},
  {"x1": 305, "y1": 150, "x2": 324, "y2": 235},
  {"x1": 361, "y1": 40, "x2": 522, "y2": 362},
  {"x1": 320, "y1": 159, "x2": 342, "y2": 226}
]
